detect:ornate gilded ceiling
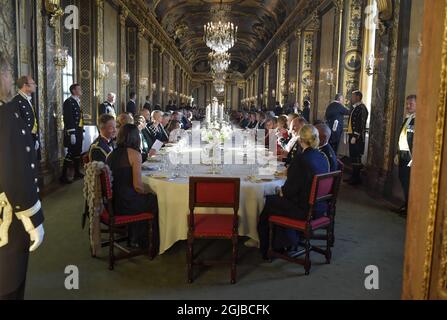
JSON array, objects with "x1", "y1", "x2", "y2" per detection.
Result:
[{"x1": 146, "y1": 0, "x2": 300, "y2": 74}]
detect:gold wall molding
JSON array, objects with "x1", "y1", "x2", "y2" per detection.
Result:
[
  {"x1": 245, "y1": 0, "x2": 330, "y2": 78},
  {"x1": 301, "y1": 31, "x2": 315, "y2": 100},
  {"x1": 423, "y1": 0, "x2": 447, "y2": 298},
  {"x1": 382, "y1": 0, "x2": 399, "y2": 172},
  {"x1": 342, "y1": 0, "x2": 365, "y2": 98},
  {"x1": 36, "y1": 0, "x2": 47, "y2": 164},
  {"x1": 95, "y1": 0, "x2": 105, "y2": 109},
  {"x1": 111, "y1": 0, "x2": 192, "y2": 76},
  {"x1": 54, "y1": 10, "x2": 64, "y2": 159}
]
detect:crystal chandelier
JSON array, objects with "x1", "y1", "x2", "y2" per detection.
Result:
[
  {"x1": 203, "y1": 5, "x2": 237, "y2": 53},
  {"x1": 209, "y1": 51, "x2": 231, "y2": 73},
  {"x1": 213, "y1": 79, "x2": 225, "y2": 94}
]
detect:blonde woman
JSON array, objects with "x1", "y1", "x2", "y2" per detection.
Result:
[{"x1": 257, "y1": 124, "x2": 330, "y2": 259}]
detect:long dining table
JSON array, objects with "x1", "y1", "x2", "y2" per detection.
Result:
[{"x1": 141, "y1": 144, "x2": 286, "y2": 254}]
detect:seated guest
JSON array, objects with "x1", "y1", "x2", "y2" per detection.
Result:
[
  {"x1": 255, "y1": 112, "x2": 267, "y2": 130},
  {"x1": 276, "y1": 115, "x2": 290, "y2": 149},
  {"x1": 239, "y1": 112, "x2": 249, "y2": 129},
  {"x1": 135, "y1": 116, "x2": 156, "y2": 162},
  {"x1": 263, "y1": 118, "x2": 276, "y2": 148},
  {"x1": 247, "y1": 112, "x2": 258, "y2": 129},
  {"x1": 148, "y1": 110, "x2": 169, "y2": 143},
  {"x1": 167, "y1": 120, "x2": 184, "y2": 143},
  {"x1": 140, "y1": 108, "x2": 151, "y2": 124},
  {"x1": 89, "y1": 114, "x2": 116, "y2": 162},
  {"x1": 257, "y1": 124, "x2": 330, "y2": 259},
  {"x1": 116, "y1": 113, "x2": 134, "y2": 130},
  {"x1": 287, "y1": 112, "x2": 300, "y2": 129},
  {"x1": 161, "y1": 113, "x2": 171, "y2": 130},
  {"x1": 106, "y1": 124, "x2": 159, "y2": 249},
  {"x1": 281, "y1": 117, "x2": 307, "y2": 166},
  {"x1": 315, "y1": 123, "x2": 338, "y2": 171}
]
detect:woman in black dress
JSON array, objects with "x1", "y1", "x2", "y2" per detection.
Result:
[{"x1": 107, "y1": 124, "x2": 159, "y2": 250}]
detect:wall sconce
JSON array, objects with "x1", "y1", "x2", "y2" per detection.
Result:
[
  {"x1": 139, "y1": 77, "x2": 148, "y2": 90},
  {"x1": 271, "y1": 89, "x2": 276, "y2": 98},
  {"x1": 303, "y1": 77, "x2": 313, "y2": 89},
  {"x1": 121, "y1": 73, "x2": 130, "y2": 87},
  {"x1": 162, "y1": 86, "x2": 166, "y2": 93},
  {"x1": 45, "y1": 0, "x2": 64, "y2": 28},
  {"x1": 289, "y1": 82, "x2": 296, "y2": 94},
  {"x1": 152, "y1": 83, "x2": 157, "y2": 91},
  {"x1": 321, "y1": 68, "x2": 335, "y2": 86},
  {"x1": 54, "y1": 46, "x2": 68, "y2": 68},
  {"x1": 98, "y1": 60, "x2": 113, "y2": 79},
  {"x1": 365, "y1": 54, "x2": 384, "y2": 76}
]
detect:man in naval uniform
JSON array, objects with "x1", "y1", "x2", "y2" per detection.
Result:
[
  {"x1": 0, "y1": 100, "x2": 45, "y2": 300},
  {"x1": 394, "y1": 95, "x2": 416, "y2": 216},
  {"x1": 60, "y1": 83, "x2": 84, "y2": 184},
  {"x1": 345, "y1": 90, "x2": 368, "y2": 185},
  {"x1": 88, "y1": 114, "x2": 116, "y2": 163},
  {"x1": 10, "y1": 76, "x2": 40, "y2": 153},
  {"x1": 98, "y1": 92, "x2": 116, "y2": 118}
]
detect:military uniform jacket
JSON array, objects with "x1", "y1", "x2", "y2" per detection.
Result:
[
  {"x1": 99, "y1": 101, "x2": 116, "y2": 118},
  {"x1": 325, "y1": 101, "x2": 350, "y2": 143},
  {"x1": 398, "y1": 115, "x2": 415, "y2": 162},
  {"x1": 88, "y1": 136, "x2": 114, "y2": 163},
  {"x1": 348, "y1": 103, "x2": 368, "y2": 142},
  {"x1": 63, "y1": 96, "x2": 83, "y2": 146},
  {"x1": 0, "y1": 101, "x2": 44, "y2": 295},
  {"x1": 320, "y1": 144, "x2": 338, "y2": 172},
  {"x1": 10, "y1": 92, "x2": 39, "y2": 143}
]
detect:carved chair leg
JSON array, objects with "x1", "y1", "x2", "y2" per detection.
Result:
[{"x1": 304, "y1": 233, "x2": 311, "y2": 275}]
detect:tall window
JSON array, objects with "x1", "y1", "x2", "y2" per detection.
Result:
[{"x1": 62, "y1": 55, "x2": 73, "y2": 101}]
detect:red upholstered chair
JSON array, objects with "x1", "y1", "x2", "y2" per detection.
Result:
[
  {"x1": 187, "y1": 177, "x2": 240, "y2": 284},
  {"x1": 311, "y1": 159, "x2": 344, "y2": 247},
  {"x1": 268, "y1": 170, "x2": 342, "y2": 275},
  {"x1": 99, "y1": 168, "x2": 156, "y2": 270}
]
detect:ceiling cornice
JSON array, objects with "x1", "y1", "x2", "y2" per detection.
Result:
[
  {"x1": 244, "y1": 0, "x2": 332, "y2": 78},
  {"x1": 115, "y1": 0, "x2": 193, "y2": 75}
]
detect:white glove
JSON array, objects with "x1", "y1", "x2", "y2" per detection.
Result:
[
  {"x1": 70, "y1": 134, "x2": 76, "y2": 145},
  {"x1": 20, "y1": 216, "x2": 44, "y2": 252},
  {"x1": 394, "y1": 154, "x2": 399, "y2": 166},
  {"x1": 35, "y1": 140, "x2": 40, "y2": 150},
  {"x1": 0, "y1": 211, "x2": 12, "y2": 248},
  {"x1": 29, "y1": 224, "x2": 44, "y2": 252},
  {"x1": 0, "y1": 194, "x2": 13, "y2": 248}
]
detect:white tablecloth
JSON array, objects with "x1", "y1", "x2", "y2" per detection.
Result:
[{"x1": 142, "y1": 160, "x2": 285, "y2": 254}]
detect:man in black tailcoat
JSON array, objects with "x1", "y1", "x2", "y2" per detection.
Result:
[
  {"x1": 0, "y1": 100, "x2": 45, "y2": 300},
  {"x1": 60, "y1": 83, "x2": 84, "y2": 184},
  {"x1": 345, "y1": 90, "x2": 368, "y2": 185}
]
